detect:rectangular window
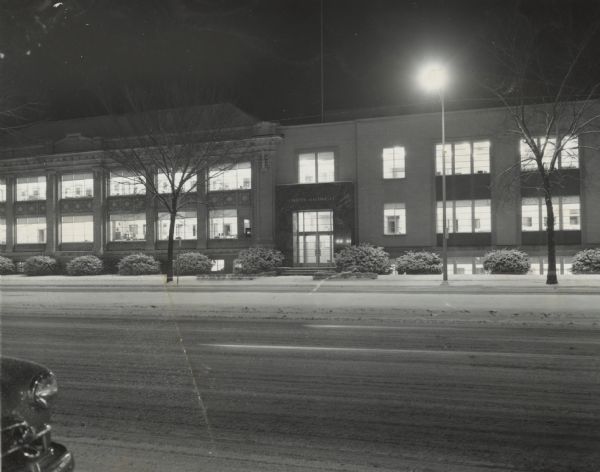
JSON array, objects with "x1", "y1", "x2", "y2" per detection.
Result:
[
  {"x1": 16, "y1": 216, "x2": 46, "y2": 244},
  {"x1": 520, "y1": 136, "x2": 579, "y2": 171},
  {"x1": 436, "y1": 141, "x2": 490, "y2": 175},
  {"x1": 16, "y1": 176, "x2": 46, "y2": 201},
  {"x1": 208, "y1": 162, "x2": 251, "y2": 191},
  {"x1": 521, "y1": 198, "x2": 539, "y2": 231},
  {"x1": 298, "y1": 151, "x2": 335, "y2": 183},
  {"x1": 109, "y1": 213, "x2": 146, "y2": 241},
  {"x1": 109, "y1": 171, "x2": 146, "y2": 196},
  {"x1": 157, "y1": 211, "x2": 197, "y2": 240},
  {"x1": 562, "y1": 196, "x2": 580, "y2": 230},
  {"x1": 157, "y1": 171, "x2": 198, "y2": 194},
  {"x1": 61, "y1": 215, "x2": 93, "y2": 243},
  {"x1": 436, "y1": 201, "x2": 454, "y2": 234},
  {"x1": 560, "y1": 136, "x2": 579, "y2": 169},
  {"x1": 437, "y1": 200, "x2": 491, "y2": 233},
  {"x1": 209, "y1": 209, "x2": 237, "y2": 239},
  {"x1": 474, "y1": 200, "x2": 491, "y2": 233},
  {"x1": 453, "y1": 142, "x2": 471, "y2": 174},
  {"x1": 454, "y1": 200, "x2": 472, "y2": 232},
  {"x1": 0, "y1": 179, "x2": 6, "y2": 202},
  {"x1": 382, "y1": 146, "x2": 405, "y2": 179},
  {"x1": 61, "y1": 173, "x2": 93, "y2": 199},
  {"x1": 0, "y1": 217, "x2": 6, "y2": 244},
  {"x1": 383, "y1": 203, "x2": 406, "y2": 235},
  {"x1": 211, "y1": 259, "x2": 225, "y2": 272},
  {"x1": 521, "y1": 196, "x2": 580, "y2": 231},
  {"x1": 473, "y1": 141, "x2": 491, "y2": 173}
]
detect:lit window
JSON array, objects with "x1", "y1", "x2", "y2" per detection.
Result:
[
  {"x1": 157, "y1": 171, "x2": 197, "y2": 194},
  {"x1": 61, "y1": 173, "x2": 93, "y2": 199},
  {"x1": 16, "y1": 176, "x2": 46, "y2": 201},
  {"x1": 209, "y1": 209, "x2": 237, "y2": 239},
  {"x1": 436, "y1": 141, "x2": 490, "y2": 175},
  {"x1": 211, "y1": 259, "x2": 225, "y2": 272},
  {"x1": 437, "y1": 200, "x2": 490, "y2": 233},
  {"x1": 561, "y1": 196, "x2": 580, "y2": 230},
  {"x1": 61, "y1": 215, "x2": 93, "y2": 242},
  {"x1": 473, "y1": 141, "x2": 490, "y2": 173},
  {"x1": 560, "y1": 136, "x2": 579, "y2": 169},
  {"x1": 383, "y1": 203, "x2": 406, "y2": 235},
  {"x1": 0, "y1": 179, "x2": 6, "y2": 202},
  {"x1": 298, "y1": 151, "x2": 334, "y2": 183},
  {"x1": 109, "y1": 171, "x2": 146, "y2": 196},
  {"x1": 454, "y1": 200, "x2": 472, "y2": 232},
  {"x1": 474, "y1": 200, "x2": 491, "y2": 233},
  {"x1": 16, "y1": 216, "x2": 46, "y2": 244},
  {"x1": 435, "y1": 144, "x2": 453, "y2": 176},
  {"x1": 109, "y1": 213, "x2": 146, "y2": 241},
  {"x1": 243, "y1": 218, "x2": 251, "y2": 237},
  {"x1": 451, "y1": 259, "x2": 473, "y2": 275},
  {"x1": 520, "y1": 136, "x2": 579, "y2": 171},
  {"x1": 382, "y1": 147, "x2": 405, "y2": 179},
  {"x1": 436, "y1": 201, "x2": 454, "y2": 234},
  {"x1": 0, "y1": 217, "x2": 5, "y2": 244},
  {"x1": 157, "y1": 211, "x2": 197, "y2": 240},
  {"x1": 521, "y1": 198, "x2": 539, "y2": 231},
  {"x1": 453, "y1": 142, "x2": 471, "y2": 174},
  {"x1": 208, "y1": 162, "x2": 251, "y2": 191},
  {"x1": 521, "y1": 196, "x2": 580, "y2": 231}
]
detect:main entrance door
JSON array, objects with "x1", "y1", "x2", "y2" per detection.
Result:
[{"x1": 292, "y1": 210, "x2": 333, "y2": 266}]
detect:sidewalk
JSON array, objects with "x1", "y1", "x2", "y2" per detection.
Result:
[{"x1": 1, "y1": 273, "x2": 599, "y2": 293}]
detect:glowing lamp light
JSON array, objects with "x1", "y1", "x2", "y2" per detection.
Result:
[{"x1": 417, "y1": 63, "x2": 448, "y2": 93}]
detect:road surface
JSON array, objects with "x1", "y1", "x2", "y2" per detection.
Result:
[{"x1": 1, "y1": 287, "x2": 599, "y2": 471}]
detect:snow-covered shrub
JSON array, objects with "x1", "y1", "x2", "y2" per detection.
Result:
[
  {"x1": 117, "y1": 253, "x2": 161, "y2": 276},
  {"x1": 334, "y1": 244, "x2": 391, "y2": 274},
  {"x1": 234, "y1": 247, "x2": 284, "y2": 274},
  {"x1": 482, "y1": 249, "x2": 530, "y2": 274},
  {"x1": 0, "y1": 256, "x2": 15, "y2": 275},
  {"x1": 66, "y1": 255, "x2": 103, "y2": 276},
  {"x1": 395, "y1": 251, "x2": 442, "y2": 274},
  {"x1": 174, "y1": 252, "x2": 213, "y2": 275},
  {"x1": 23, "y1": 256, "x2": 58, "y2": 276},
  {"x1": 571, "y1": 248, "x2": 600, "y2": 274}
]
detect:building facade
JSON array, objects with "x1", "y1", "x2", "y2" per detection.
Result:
[{"x1": 1, "y1": 104, "x2": 599, "y2": 274}]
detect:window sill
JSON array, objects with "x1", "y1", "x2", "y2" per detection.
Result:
[{"x1": 383, "y1": 233, "x2": 407, "y2": 236}]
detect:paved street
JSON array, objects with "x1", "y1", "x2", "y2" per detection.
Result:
[{"x1": 2, "y1": 285, "x2": 599, "y2": 471}]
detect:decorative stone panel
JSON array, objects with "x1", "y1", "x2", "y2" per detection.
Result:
[
  {"x1": 208, "y1": 190, "x2": 252, "y2": 208},
  {"x1": 14, "y1": 201, "x2": 46, "y2": 216},
  {"x1": 60, "y1": 198, "x2": 93, "y2": 214},
  {"x1": 108, "y1": 195, "x2": 147, "y2": 213}
]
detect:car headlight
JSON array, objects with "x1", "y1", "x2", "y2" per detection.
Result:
[{"x1": 30, "y1": 372, "x2": 58, "y2": 408}]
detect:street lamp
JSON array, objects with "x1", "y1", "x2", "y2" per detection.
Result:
[{"x1": 418, "y1": 63, "x2": 449, "y2": 284}]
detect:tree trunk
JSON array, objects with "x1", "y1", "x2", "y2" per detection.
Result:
[
  {"x1": 166, "y1": 209, "x2": 177, "y2": 283},
  {"x1": 544, "y1": 195, "x2": 558, "y2": 285}
]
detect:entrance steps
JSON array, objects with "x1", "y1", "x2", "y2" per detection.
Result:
[{"x1": 278, "y1": 266, "x2": 335, "y2": 276}]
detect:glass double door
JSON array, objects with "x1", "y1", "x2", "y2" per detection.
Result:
[{"x1": 292, "y1": 210, "x2": 333, "y2": 266}]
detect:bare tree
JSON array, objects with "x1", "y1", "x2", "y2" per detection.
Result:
[
  {"x1": 482, "y1": 1, "x2": 600, "y2": 284},
  {"x1": 103, "y1": 86, "x2": 257, "y2": 282}
]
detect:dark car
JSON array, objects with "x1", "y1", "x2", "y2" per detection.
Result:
[{"x1": 1, "y1": 357, "x2": 74, "y2": 472}]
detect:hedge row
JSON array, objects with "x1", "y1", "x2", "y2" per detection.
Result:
[
  {"x1": 0, "y1": 248, "x2": 286, "y2": 276},
  {"x1": 1, "y1": 247, "x2": 599, "y2": 276}
]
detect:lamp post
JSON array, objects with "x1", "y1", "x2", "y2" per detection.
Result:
[{"x1": 418, "y1": 63, "x2": 449, "y2": 284}]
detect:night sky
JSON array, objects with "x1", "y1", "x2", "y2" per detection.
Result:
[{"x1": 1, "y1": 0, "x2": 599, "y2": 124}]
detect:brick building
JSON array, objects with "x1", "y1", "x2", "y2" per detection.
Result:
[{"x1": 1, "y1": 103, "x2": 598, "y2": 274}]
